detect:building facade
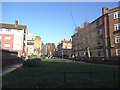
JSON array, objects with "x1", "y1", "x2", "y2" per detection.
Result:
[
  {"x1": 72, "y1": 7, "x2": 120, "y2": 58},
  {"x1": 56, "y1": 39, "x2": 72, "y2": 58},
  {"x1": 0, "y1": 20, "x2": 27, "y2": 57},
  {"x1": 34, "y1": 36, "x2": 42, "y2": 57},
  {"x1": 26, "y1": 33, "x2": 36, "y2": 56}
]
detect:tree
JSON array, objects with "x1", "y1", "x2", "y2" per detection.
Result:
[{"x1": 75, "y1": 23, "x2": 98, "y2": 58}]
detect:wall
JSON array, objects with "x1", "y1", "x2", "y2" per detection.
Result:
[{"x1": 1, "y1": 49, "x2": 20, "y2": 67}]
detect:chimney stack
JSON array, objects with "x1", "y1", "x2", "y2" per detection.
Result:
[
  {"x1": 15, "y1": 20, "x2": 18, "y2": 27},
  {"x1": 102, "y1": 7, "x2": 108, "y2": 15},
  {"x1": 70, "y1": 39, "x2": 71, "y2": 41},
  {"x1": 84, "y1": 22, "x2": 89, "y2": 27},
  {"x1": 61, "y1": 40, "x2": 63, "y2": 43},
  {"x1": 64, "y1": 39, "x2": 65, "y2": 41}
]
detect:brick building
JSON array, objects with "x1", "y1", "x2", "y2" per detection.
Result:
[
  {"x1": 72, "y1": 7, "x2": 120, "y2": 58},
  {"x1": 34, "y1": 36, "x2": 42, "y2": 57},
  {"x1": 0, "y1": 20, "x2": 27, "y2": 57},
  {"x1": 56, "y1": 39, "x2": 72, "y2": 58}
]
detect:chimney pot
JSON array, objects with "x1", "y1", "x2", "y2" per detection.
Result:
[
  {"x1": 102, "y1": 7, "x2": 108, "y2": 15},
  {"x1": 15, "y1": 20, "x2": 18, "y2": 27}
]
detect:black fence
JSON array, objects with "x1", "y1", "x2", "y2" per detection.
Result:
[{"x1": 62, "y1": 70, "x2": 120, "y2": 82}]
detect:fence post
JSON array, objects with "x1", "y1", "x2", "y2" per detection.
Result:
[
  {"x1": 64, "y1": 71, "x2": 66, "y2": 82},
  {"x1": 90, "y1": 71, "x2": 92, "y2": 80},
  {"x1": 113, "y1": 70, "x2": 116, "y2": 80}
]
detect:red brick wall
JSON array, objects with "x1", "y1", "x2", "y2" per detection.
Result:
[
  {"x1": 0, "y1": 34, "x2": 14, "y2": 50},
  {"x1": 109, "y1": 12, "x2": 120, "y2": 56}
]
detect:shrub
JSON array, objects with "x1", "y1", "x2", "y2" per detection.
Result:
[{"x1": 22, "y1": 58, "x2": 41, "y2": 67}]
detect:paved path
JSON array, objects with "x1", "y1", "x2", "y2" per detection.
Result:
[{"x1": 2, "y1": 63, "x2": 22, "y2": 76}]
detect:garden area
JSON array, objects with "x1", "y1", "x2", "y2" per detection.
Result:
[{"x1": 2, "y1": 58, "x2": 120, "y2": 88}]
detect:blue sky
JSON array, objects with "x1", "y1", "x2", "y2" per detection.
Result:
[{"x1": 2, "y1": 2, "x2": 118, "y2": 46}]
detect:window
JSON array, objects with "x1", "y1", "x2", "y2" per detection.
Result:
[
  {"x1": 115, "y1": 36, "x2": 120, "y2": 43},
  {"x1": 0, "y1": 29, "x2": 2, "y2": 31},
  {"x1": 64, "y1": 43, "x2": 66, "y2": 45},
  {"x1": 116, "y1": 49, "x2": 120, "y2": 56},
  {"x1": 91, "y1": 22, "x2": 97, "y2": 29},
  {"x1": 5, "y1": 36, "x2": 11, "y2": 40},
  {"x1": 68, "y1": 43, "x2": 71, "y2": 45},
  {"x1": 91, "y1": 30, "x2": 97, "y2": 37},
  {"x1": 99, "y1": 18, "x2": 102, "y2": 25},
  {"x1": 100, "y1": 39, "x2": 103, "y2": 45},
  {"x1": 99, "y1": 28, "x2": 103, "y2": 35},
  {"x1": 6, "y1": 29, "x2": 11, "y2": 32},
  {"x1": 4, "y1": 43, "x2": 10, "y2": 47},
  {"x1": 67, "y1": 47, "x2": 71, "y2": 49},
  {"x1": 114, "y1": 12, "x2": 120, "y2": 19},
  {"x1": 0, "y1": 36, "x2": 1, "y2": 39},
  {"x1": 114, "y1": 24, "x2": 120, "y2": 31},
  {"x1": 17, "y1": 30, "x2": 20, "y2": 32}
]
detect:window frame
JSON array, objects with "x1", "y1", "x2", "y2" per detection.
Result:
[
  {"x1": 114, "y1": 11, "x2": 120, "y2": 19},
  {"x1": 4, "y1": 43, "x2": 10, "y2": 47},
  {"x1": 114, "y1": 24, "x2": 120, "y2": 31},
  {"x1": 115, "y1": 36, "x2": 120, "y2": 43},
  {"x1": 5, "y1": 36, "x2": 11, "y2": 40},
  {"x1": 116, "y1": 49, "x2": 120, "y2": 56}
]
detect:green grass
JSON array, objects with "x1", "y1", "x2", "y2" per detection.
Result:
[{"x1": 2, "y1": 59, "x2": 120, "y2": 88}]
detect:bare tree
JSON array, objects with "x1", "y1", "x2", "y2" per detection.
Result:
[{"x1": 75, "y1": 24, "x2": 98, "y2": 58}]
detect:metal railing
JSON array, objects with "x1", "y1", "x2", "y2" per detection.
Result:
[{"x1": 62, "y1": 70, "x2": 120, "y2": 82}]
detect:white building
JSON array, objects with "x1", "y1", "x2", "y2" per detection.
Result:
[
  {"x1": 27, "y1": 33, "x2": 36, "y2": 56},
  {"x1": 0, "y1": 20, "x2": 27, "y2": 57}
]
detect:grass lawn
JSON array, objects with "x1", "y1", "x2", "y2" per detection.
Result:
[{"x1": 2, "y1": 59, "x2": 120, "y2": 88}]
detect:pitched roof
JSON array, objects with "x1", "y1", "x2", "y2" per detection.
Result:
[{"x1": 0, "y1": 23, "x2": 27, "y2": 30}]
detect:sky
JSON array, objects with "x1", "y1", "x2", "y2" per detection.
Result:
[{"x1": 1, "y1": 2, "x2": 119, "y2": 46}]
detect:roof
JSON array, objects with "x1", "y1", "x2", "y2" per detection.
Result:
[
  {"x1": 109, "y1": 6, "x2": 120, "y2": 12},
  {"x1": 0, "y1": 23, "x2": 27, "y2": 30}
]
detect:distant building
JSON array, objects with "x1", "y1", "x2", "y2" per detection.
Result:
[
  {"x1": 34, "y1": 36, "x2": 42, "y2": 57},
  {"x1": 56, "y1": 39, "x2": 72, "y2": 58},
  {"x1": 72, "y1": 7, "x2": 120, "y2": 58},
  {"x1": 26, "y1": 33, "x2": 36, "y2": 56},
  {"x1": 41, "y1": 41, "x2": 47, "y2": 55},
  {"x1": 46, "y1": 43, "x2": 55, "y2": 57},
  {"x1": 0, "y1": 20, "x2": 27, "y2": 57}
]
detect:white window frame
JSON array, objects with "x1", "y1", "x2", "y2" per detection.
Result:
[
  {"x1": 115, "y1": 36, "x2": 120, "y2": 43},
  {"x1": 114, "y1": 11, "x2": 120, "y2": 19},
  {"x1": 114, "y1": 24, "x2": 120, "y2": 31},
  {"x1": 5, "y1": 36, "x2": 11, "y2": 40},
  {"x1": 116, "y1": 49, "x2": 120, "y2": 56},
  {"x1": 4, "y1": 43, "x2": 10, "y2": 47}
]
